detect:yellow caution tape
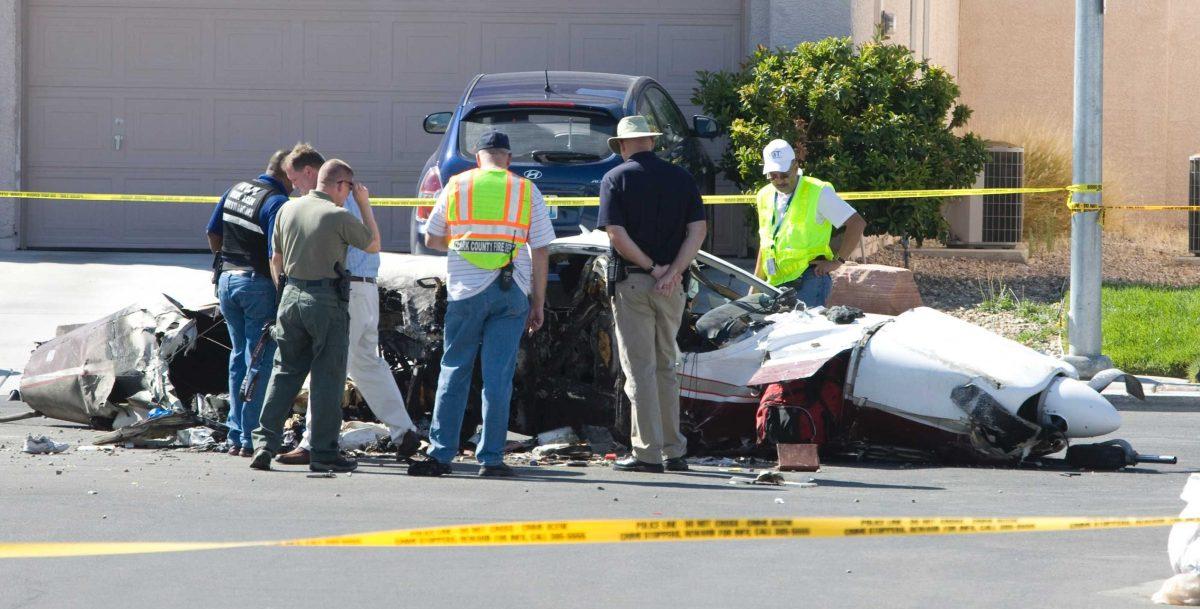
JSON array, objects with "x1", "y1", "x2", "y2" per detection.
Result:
[
  {"x1": 0, "y1": 190, "x2": 220, "y2": 204},
  {"x1": 0, "y1": 515, "x2": 1195, "y2": 559},
  {"x1": 0, "y1": 541, "x2": 261, "y2": 559},
  {"x1": 3, "y1": 186, "x2": 1197, "y2": 211},
  {"x1": 841, "y1": 186, "x2": 1069, "y2": 202},
  {"x1": 1067, "y1": 183, "x2": 1104, "y2": 213},
  {"x1": 0, "y1": 187, "x2": 1071, "y2": 208}
]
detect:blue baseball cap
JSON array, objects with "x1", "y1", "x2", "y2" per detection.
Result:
[{"x1": 476, "y1": 130, "x2": 510, "y2": 152}]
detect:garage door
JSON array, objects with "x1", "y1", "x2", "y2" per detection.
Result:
[{"x1": 22, "y1": 0, "x2": 743, "y2": 251}]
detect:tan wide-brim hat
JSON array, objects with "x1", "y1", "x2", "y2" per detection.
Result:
[{"x1": 607, "y1": 115, "x2": 662, "y2": 155}]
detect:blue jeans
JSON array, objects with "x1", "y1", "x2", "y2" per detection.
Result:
[
  {"x1": 428, "y1": 280, "x2": 530, "y2": 466},
  {"x1": 782, "y1": 266, "x2": 833, "y2": 309},
  {"x1": 217, "y1": 271, "x2": 277, "y2": 450}
]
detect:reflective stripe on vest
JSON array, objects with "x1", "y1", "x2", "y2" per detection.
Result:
[
  {"x1": 755, "y1": 177, "x2": 836, "y2": 286},
  {"x1": 446, "y1": 168, "x2": 532, "y2": 269}
]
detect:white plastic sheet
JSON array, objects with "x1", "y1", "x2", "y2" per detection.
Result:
[{"x1": 1154, "y1": 474, "x2": 1200, "y2": 605}]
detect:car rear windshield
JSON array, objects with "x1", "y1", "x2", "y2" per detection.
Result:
[{"x1": 458, "y1": 108, "x2": 616, "y2": 164}]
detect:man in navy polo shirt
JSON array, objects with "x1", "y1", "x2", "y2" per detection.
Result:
[
  {"x1": 205, "y1": 150, "x2": 292, "y2": 457},
  {"x1": 598, "y1": 115, "x2": 707, "y2": 474}
]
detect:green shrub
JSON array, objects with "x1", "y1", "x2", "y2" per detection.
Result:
[{"x1": 692, "y1": 37, "x2": 989, "y2": 245}]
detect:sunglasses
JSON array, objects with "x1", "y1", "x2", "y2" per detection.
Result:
[{"x1": 337, "y1": 180, "x2": 355, "y2": 189}]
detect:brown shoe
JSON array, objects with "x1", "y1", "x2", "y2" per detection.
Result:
[
  {"x1": 228, "y1": 444, "x2": 241, "y2": 456},
  {"x1": 275, "y1": 447, "x2": 311, "y2": 465},
  {"x1": 239, "y1": 448, "x2": 253, "y2": 457}
]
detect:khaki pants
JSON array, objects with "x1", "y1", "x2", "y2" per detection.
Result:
[{"x1": 612, "y1": 273, "x2": 686, "y2": 464}]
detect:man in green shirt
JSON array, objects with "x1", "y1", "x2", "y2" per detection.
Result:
[{"x1": 250, "y1": 159, "x2": 381, "y2": 473}]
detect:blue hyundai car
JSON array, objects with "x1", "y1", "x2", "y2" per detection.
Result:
[{"x1": 410, "y1": 71, "x2": 720, "y2": 254}]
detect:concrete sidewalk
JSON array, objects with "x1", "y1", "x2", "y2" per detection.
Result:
[{"x1": 0, "y1": 251, "x2": 215, "y2": 392}]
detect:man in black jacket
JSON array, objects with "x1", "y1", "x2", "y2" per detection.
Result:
[{"x1": 204, "y1": 150, "x2": 292, "y2": 457}]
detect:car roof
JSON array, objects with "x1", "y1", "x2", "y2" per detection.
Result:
[{"x1": 466, "y1": 71, "x2": 642, "y2": 108}]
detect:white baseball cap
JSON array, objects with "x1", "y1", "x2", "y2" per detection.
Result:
[{"x1": 762, "y1": 139, "x2": 796, "y2": 174}]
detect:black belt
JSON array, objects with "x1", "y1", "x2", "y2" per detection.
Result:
[
  {"x1": 349, "y1": 275, "x2": 376, "y2": 283},
  {"x1": 626, "y1": 267, "x2": 651, "y2": 274},
  {"x1": 286, "y1": 277, "x2": 337, "y2": 288}
]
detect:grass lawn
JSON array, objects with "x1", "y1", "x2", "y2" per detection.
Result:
[
  {"x1": 1102, "y1": 284, "x2": 1200, "y2": 379},
  {"x1": 976, "y1": 281, "x2": 1200, "y2": 378}
]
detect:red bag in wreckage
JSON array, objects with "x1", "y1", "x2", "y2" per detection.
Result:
[{"x1": 756, "y1": 354, "x2": 851, "y2": 447}]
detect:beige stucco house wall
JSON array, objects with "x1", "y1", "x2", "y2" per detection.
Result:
[{"x1": 854, "y1": 0, "x2": 1200, "y2": 225}]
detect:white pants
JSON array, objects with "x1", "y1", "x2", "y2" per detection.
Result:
[{"x1": 301, "y1": 281, "x2": 415, "y2": 449}]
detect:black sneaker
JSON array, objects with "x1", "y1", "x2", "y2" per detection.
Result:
[
  {"x1": 665, "y1": 457, "x2": 689, "y2": 472},
  {"x1": 407, "y1": 457, "x2": 452, "y2": 477},
  {"x1": 478, "y1": 463, "x2": 516, "y2": 477},
  {"x1": 310, "y1": 456, "x2": 358, "y2": 473},
  {"x1": 612, "y1": 456, "x2": 664, "y2": 473},
  {"x1": 249, "y1": 449, "x2": 273, "y2": 471},
  {"x1": 395, "y1": 429, "x2": 421, "y2": 460}
]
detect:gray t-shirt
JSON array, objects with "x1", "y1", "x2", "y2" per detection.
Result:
[{"x1": 273, "y1": 190, "x2": 372, "y2": 280}]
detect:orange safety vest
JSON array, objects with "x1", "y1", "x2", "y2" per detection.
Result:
[{"x1": 445, "y1": 168, "x2": 533, "y2": 269}]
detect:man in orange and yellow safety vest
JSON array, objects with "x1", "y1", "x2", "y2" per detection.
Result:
[{"x1": 409, "y1": 130, "x2": 555, "y2": 478}]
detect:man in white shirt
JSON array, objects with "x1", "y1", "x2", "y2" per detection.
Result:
[
  {"x1": 407, "y1": 130, "x2": 554, "y2": 478},
  {"x1": 753, "y1": 139, "x2": 867, "y2": 307}
]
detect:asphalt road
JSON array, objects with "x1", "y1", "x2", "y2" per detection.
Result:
[{"x1": 1, "y1": 251, "x2": 1197, "y2": 609}]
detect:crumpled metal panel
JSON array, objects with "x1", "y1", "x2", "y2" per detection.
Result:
[
  {"x1": 749, "y1": 309, "x2": 889, "y2": 385},
  {"x1": 20, "y1": 296, "x2": 205, "y2": 426},
  {"x1": 848, "y1": 307, "x2": 1075, "y2": 435}
]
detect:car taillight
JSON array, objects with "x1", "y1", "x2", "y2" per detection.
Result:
[{"x1": 416, "y1": 167, "x2": 441, "y2": 219}]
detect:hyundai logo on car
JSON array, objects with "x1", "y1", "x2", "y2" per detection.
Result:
[{"x1": 523, "y1": 170, "x2": 543, "y2": 180}]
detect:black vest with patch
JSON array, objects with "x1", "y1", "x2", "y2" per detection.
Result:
[{"x1": 219, "y1": 179, "x2": 283, "y2": 276}]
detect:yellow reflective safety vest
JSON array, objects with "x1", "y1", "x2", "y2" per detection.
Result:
[
  {"x1": 755, "y1": 176, "x2": 836, "y2": 286},
  {"x1": 445, "y1": 168, "x2": 533, "y2": 269}
]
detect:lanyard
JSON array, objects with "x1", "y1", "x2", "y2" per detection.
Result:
[{"x1": 771, "y1": 183, "x2": 801, "y2": 241}]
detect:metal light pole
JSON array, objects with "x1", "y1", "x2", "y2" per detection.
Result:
[{"x1": 1065, "y1": 0, "x2": 1113, "y2": 378}]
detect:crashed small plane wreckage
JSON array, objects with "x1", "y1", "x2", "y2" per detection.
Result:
[{"x1": 14, "y1": 230, "x2": 1143, "y2": 463}]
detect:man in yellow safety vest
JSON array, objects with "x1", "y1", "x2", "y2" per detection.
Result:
[
  {"x1": 754, "y1": 139, "x2": 867, "y2": 307},
  {"x1": 408, "y1": 130, "x2": 555, "y2": 478}
]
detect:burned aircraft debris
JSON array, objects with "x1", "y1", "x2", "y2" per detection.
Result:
[{"x1": 19, "y1": 295, "x2": 229, "y2": 444}]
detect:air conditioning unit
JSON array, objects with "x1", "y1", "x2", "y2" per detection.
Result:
[
  {"x1": 1189, "y1": 155, "x2": 1200, "y2": 255},
  {"x1": 943, "y1": 144, "x2": 1024, "y2": 248}
]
